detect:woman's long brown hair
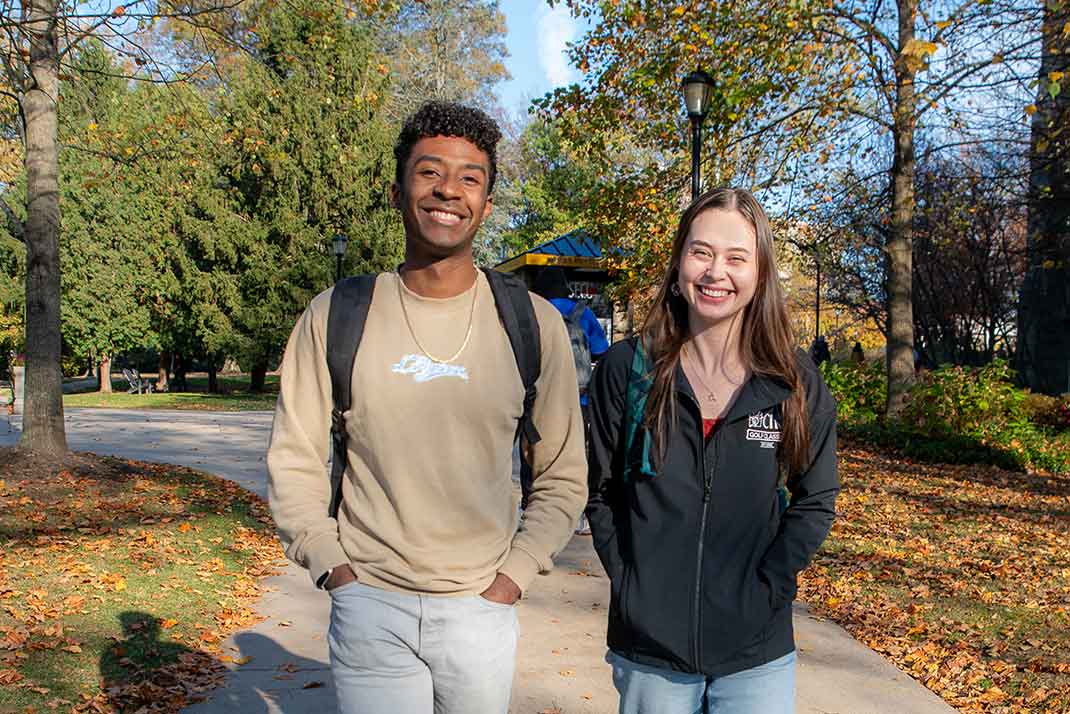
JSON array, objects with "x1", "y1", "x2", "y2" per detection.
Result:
[{"x1": 639, "y1": 187, "x2": 811, "y2": 476}]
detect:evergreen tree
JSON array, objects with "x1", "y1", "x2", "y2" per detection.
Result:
[
  {"x1": 58, "y1": 45, "x2": 160, "y2": 391},
  {"x1": 218, "y1": 0, "x2": 402, "y2": 389}
]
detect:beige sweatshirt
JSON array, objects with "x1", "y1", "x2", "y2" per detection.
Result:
[{"x1": 267, "y1": 271, "x2": 587, "y2": 596}]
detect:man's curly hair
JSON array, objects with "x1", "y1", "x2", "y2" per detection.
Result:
[{"x1": 394, "y1": 101, "x2": 502, "y2": 194}]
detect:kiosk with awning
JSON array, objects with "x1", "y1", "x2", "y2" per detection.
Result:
[{"x1": 494, "y1": 230, "x2": 618, "y2": 339}]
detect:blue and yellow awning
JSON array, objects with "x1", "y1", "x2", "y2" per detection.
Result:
[{"x1": 494, "y1": 230, "x2": 605, "y2": 273}]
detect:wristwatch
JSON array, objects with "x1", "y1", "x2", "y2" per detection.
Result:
[{"x1": 316, "y1": 567, "x2": 334, "y2": 590}]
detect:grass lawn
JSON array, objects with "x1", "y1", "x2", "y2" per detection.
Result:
[
  {"x1": 0, "y1": 448, "x2": 283, "y2": 713},
  {"x1": 800, "y1": 441, "x2": 1070, "y2": 713},
  {"x1": 64, "y1": 375, "x2": 280, "y2": 412}
]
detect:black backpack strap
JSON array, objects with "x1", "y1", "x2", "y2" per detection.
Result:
[
  {"x1": 326, "y1": 274, "x2": 377, "y2": 519},
  {"x1": 482, "y1": 267, "x2": 542, "y2": 448}
]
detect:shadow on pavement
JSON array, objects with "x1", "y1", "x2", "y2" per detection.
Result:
[{"x1": 184, "y1": 631, "x2": 334, "y2": 714}]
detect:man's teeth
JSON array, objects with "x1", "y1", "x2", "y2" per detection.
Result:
[
  {"x1": 698, "y1": 286, "x2": 730, "y2": 298},
  {"x1": 429, "y1": 210, "x2": 462, "y2": 224}
]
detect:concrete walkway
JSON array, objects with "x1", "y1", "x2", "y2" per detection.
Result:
[{"x1": 2, "y1": 410, "x2": 954, "y2": 714}]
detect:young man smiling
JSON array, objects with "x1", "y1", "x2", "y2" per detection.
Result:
[{"x1": 267, "y1": 102, "x2": 587, "y2": 714}]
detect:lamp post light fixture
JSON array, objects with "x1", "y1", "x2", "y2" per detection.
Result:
[
  {"x1": 332, "y1": 234, "x2": 348, "y2": 283},
  {"x1": 681, "y1": 69, "x2": 715, "y2": 202}
]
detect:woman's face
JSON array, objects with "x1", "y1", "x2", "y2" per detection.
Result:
[{"x1": 675, "y1": 208, "x2": 759, "y2": 331}]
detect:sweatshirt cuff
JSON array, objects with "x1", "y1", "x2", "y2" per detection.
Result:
[
  {"x1": 499, "y1": 547, "x2": 543, "y2": 594},
  {"x1": 304, "y1": 535, "x2": 350, "y2": 589}
]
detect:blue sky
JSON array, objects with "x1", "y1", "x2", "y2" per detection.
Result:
[{"x1": 495, "y1": 1, "x2": 591, "y2": 116}]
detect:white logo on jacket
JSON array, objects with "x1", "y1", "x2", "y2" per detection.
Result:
[
  {"x1": 746, "y1": 411, "x2": 781, "y2": 449},
  {"x1": 391, "y1": 354, "x2": 469, "y2": 383}
]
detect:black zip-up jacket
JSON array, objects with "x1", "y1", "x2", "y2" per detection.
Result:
[{"x1": 586, "y1": 338, "x2": 839, "y2": 677}]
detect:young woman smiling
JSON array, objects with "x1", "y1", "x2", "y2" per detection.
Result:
[{"x1": 586, "y1": 188, "x2": 840, "y2": 714}]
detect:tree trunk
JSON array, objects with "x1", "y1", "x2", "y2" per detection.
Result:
[
  {"x1": 12, "y1": 365, "x2": 25, "y2": 415},
  {"x1": 1017, "y1": 0, "x2": 1070, "y2": 396},
  {"x1": 885, "y1": 0, "x2": 919, "y2": 418},
  {"x1": 157, "y1": 351, "x2": 170, "y2": 392},
  {"x1": 19, "y1": 0, "x2": 66, "y2": 455},
  {"x1": 208, "y1": 363, "x2": 218, "y2": 393},
  {"x1": 173, "y1": 353, "x2": 187, "y2": 392},
  {"x1": 98, "y1": 355, "x2": 112, "y2": 393},
  {"x1": 250, "y1": 363, "x2": 267, "y2": 393}
]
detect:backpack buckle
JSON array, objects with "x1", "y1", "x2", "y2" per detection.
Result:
[{"x1": 331, "y1": 408, "x2": 346, "y2": 437}]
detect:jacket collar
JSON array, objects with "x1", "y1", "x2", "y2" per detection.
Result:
[{"x1": 674, "y1": 363, "x2": 791, "y2": 423}]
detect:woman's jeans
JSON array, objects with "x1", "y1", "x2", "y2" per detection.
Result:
[
  {"x1": 608, "y1": 649, "x2": 796, "y2": 714},
  {"x1": 328, "y1": 580, "x2": 517, "y2": 714}
]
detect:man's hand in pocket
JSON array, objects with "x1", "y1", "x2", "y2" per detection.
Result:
[
  {"x1": 479, "y1": 573, "x2": 521, "y2": 605},
  {"x1": 326, "y1": 564, "x2": 357, "y2": 591}
]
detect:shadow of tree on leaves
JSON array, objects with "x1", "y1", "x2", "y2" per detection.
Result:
[{"x1": 99, "y1": 611, "x2": 225, "y2": 713}]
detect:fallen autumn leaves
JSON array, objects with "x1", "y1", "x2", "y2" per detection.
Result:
[
  {"x1": 799, "y1": 440, "x2": 1070, "y2": 714},
  {"x1": 2, "y1": 438, "x2": 1067, "y2": 714},
  {"x1": 0, "y1": 447, "x2": 283, "y2": 714}
]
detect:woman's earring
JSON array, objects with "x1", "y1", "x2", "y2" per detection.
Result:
[{"x1": 670, "y1": 283, "x2": 682, "y2": 297}]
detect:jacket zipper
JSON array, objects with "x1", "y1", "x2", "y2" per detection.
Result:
[{"x1": 689, "y1": 394, "x2": 715, "y2": 673}]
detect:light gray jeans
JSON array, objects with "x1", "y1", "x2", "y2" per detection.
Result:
[{"x1": 328, "y1": 579, "x2": 518, "y2": 714}]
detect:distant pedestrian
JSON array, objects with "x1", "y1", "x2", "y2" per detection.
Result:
[
  {"x1": 586, "y1": 188, "x2": 839, "y2": 714},
  {"x1": 851, "y1": 341, "x2": 865, "y2": 364},
  {"x1": 809, "y1": 335, "x2": 831, "y2": 366},
  {"x1": 913, "y1": 346, "x2": 927, "y2": 373},
  {"x1": 531, "y1": 266, "x2": 609, "y2": 535}
]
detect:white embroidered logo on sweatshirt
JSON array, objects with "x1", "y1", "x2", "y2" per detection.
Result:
[{"x1": 391, "y1": 354, "x2": 470, "y2": 383}]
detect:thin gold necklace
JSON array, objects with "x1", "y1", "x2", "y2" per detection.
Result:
[
  {"x1": 396, "y1": 272, "x2": 477, "y2": 364},
  {"x1": 684, "y1": 344, "x2": 719, "y2": 402}
]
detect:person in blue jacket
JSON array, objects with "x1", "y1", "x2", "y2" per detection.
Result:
[
  {"x1": 531, "y1": 266, "x2": 608, "y2": 534},
  {"x1": 586, "y1": 188, "x2": 839, "y2": 713},
  {"x1": 532, "y1": 266, "x2": 610, "y2": 378}
]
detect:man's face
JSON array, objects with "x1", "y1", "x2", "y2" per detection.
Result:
[{"x1": 392, "y1": 135, "x2": 494, "y2": 260}]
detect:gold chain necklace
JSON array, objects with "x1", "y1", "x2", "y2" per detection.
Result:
[
  {"x1": 396, "y1": 272, "x2": 477, "y2": 364},
  {"x1": 684, "y1": 344, "x2": 719, "y2": 403}
]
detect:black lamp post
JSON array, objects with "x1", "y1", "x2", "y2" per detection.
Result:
[
  {"x1": 815, "y1": 252, "x2": 821, "y2": 342},
  {"x1": 332, "y1": 234, "x2": 348, "y2": 283},
  {"x1": 681, "y1": 70, "x2": 715, "y2": 202}
]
